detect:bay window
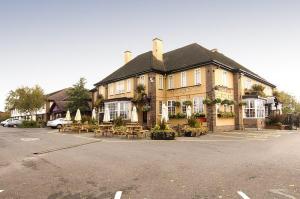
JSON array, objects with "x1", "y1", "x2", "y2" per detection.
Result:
[
  {"x1": 244, "y1": 99, "x2": 265, "y2": 118},
  {"x1": 105, "y1": 101, "x2": 131, "y2": 120}
]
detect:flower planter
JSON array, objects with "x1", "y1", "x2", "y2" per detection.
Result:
[
  {"x1": 150, "y1": 130, "x2": 175, "y2": 140},
  {"x1": 197, "y1": 117, "x2": 207, "y2": 123}
]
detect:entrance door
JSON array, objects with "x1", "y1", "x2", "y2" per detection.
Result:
[{"x1": 142, "y1": 112, "x2": 147, "y2": 125}]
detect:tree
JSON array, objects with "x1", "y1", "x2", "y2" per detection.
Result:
[
  {"x1": 67, "y1": 78, "x2": 91, "y2": 114},
  {"x1": 273, "y1": 90, "x2": 300, "y2": 114},
  {"x1": 5, "y1": 85, "x2": 45, "y2": 118}
]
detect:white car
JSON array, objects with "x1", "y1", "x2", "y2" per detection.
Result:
[
  {"x1": 1, "y1": 119, "x2": 10, "y2": 127},
  {"x1": 5, "y1": 118, "x2": 24, "y2": 127},
  {"x1": 47, "y1": 118, "x2": 72, "y2": 129}
]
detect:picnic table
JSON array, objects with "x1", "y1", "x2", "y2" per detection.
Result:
[
  {"x1": 125, "y1": 123, "x2": 149, "y2": 139},
  {"x1": 94, "y1": 123, "x2": 114, "y2": 137}
]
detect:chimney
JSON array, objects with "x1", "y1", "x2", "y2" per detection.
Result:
[
  {"x1": 211, "y1": 48, "x2": 218, "y2": 53},
  {"x1": 152, "y1": 38, "x2": 163, "y2": 61},
  {"x1": 124, "y1": 51, "x2": 132, "y2": 64}
]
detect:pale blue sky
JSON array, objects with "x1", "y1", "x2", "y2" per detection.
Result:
[{"x1": 1, "y1": 0, "x2": 300, "y2": 111}]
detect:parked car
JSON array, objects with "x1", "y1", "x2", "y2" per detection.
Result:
[
  {"x1": 47, "y1": 118, "x2": 73, "y2": 129},
  {"x1": 1, "y1": 119, "x2": 10, "y2": 127},
  {"x1": 5, "y1": 118, "x2": 24, "y2": 127}
]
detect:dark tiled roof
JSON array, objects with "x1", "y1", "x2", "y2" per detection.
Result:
[
  {"x1": 95, "y1": 43, "x2": 275, "y2": 87},
  {"x1": 47, "y1": 88, "x2": 70, "y2": 101}
]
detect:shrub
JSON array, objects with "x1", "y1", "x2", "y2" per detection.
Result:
[
  {"x1": 213, "y1": 98, "x2": 222, "y2": 104},
  {"x1": 182, "y1": 126, "x2": 208, "y2": 137},
  {"x1": 151, "y1": 119, "x2": 175, "y2": 140},
  {"x1": 267, "y1": 114, "x2": 285, "y2": 125},
  {"x1": 175, "y1": 113, "x2": 186, "y2": 119},
  {"x1": 187, "y1": 116, "x2": 201, "y2": 128},
  {"x1": 174, "y1": 101, "x2": 181, "y2": 107},
  {"x1": 113, "y1": 116, "x2": 125, "y2": 127},
  {"x1": 193, "y1": 112, "x2": 205, "y2": 118},
  {"x1": 183, "y1": 101, "x2": 192, "y2": 106},
  {"x1": 20, "y1": 120, "x2": 39, "y2": 128},
  {"x1": 217, "y1": 112, "x2": 235, "y2": 118},
  {"x1": 203, "y1": 98, "x2": 212, "y2": 105},
  {"x1": 81, "y1": 115, "x2": 92, "y2": 124}
]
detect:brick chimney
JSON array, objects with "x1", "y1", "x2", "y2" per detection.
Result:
[
  {"x1": 152, "y1": 38, "x2": 163, "y2": 62},
  {"x1": 124, "y1": 51, "x2": 132, "y2": 64}
]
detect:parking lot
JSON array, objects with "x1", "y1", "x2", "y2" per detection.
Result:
[{"x1": 0, "y1": 127, "x2": 299, "y2": 199}]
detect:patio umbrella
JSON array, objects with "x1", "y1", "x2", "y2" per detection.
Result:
[
  {"x1": 161, "y1": 103, "x2": 169, "y2": 122},
  {"x1": 74, "y1": 109, "x2": 82, "y2": 123},
  {"x1": 65, "y1": 110, "x2": 71, "y2": 121},
  {"x1": 103, "y1": 106, "x2": 110, "y2": 123},
  {"x1": 131, "y1": 106, "x2": 138, "y2": 123},
  {"x1": 92, "y1": 108, "x2": 97, "y2": 120},
  {"x1": 186, "y1": 105, "x2": 192, "y2": 119}
]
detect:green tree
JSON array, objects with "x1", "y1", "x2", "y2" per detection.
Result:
[
  {"x1": 5, "y1": 85, "x2": 45, "y2": 118},
  {"x1": 67, "y1": 78, "x2": 91, "y2": 114},
  {"x1": 273, "y1": 90, "x2": 300, "y2": 114}
]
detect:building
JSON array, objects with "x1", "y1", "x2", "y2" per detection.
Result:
[{"x1": 92, "y1": 38, "x2": 280, "y2": 131}]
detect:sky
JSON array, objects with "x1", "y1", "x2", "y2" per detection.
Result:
[{"x1": 0, "y1": 0, "x2": 300, "y2": 111}]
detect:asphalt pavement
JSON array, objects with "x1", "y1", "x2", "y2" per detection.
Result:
[{"x1": 0, "y1": 127, "x2": 299, "y2": 199}]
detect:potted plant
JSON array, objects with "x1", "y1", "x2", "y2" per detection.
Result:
[
  {"x1": 213, "y1": 98, "x2": 222, "y2": 104},
  {"x1": 174, "y1": 101, "x2": 181, "y2": 107},
  {"x1": 203, "y1": 98, "x2": 212, "y2": 105},
  {"x1": 150, "y1": 119, "x2": 176, "y2": 140},
  {"x1": 182, "y1": 116, "x2": 208, "y2": 137},
  {"x1": 183, "y1": 100, "x2": 192, "y2": 107}
]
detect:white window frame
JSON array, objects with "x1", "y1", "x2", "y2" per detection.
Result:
[
  {"x1": 181, "y1": 71, "x2": 187, "y2": 87},
  {"x1": 168, "y1": 75, "x2": 174, "y2": 89},
  {"x1": 193, "y1": 97, "x2": 204, "y2": 113},
  {"x1": 245, "y1": 79, "x2": 252, "y2": 90},
  {"x1": 127, "y1": 79, "x2": 131, "y2": 92},
  {"x1": 181, "y1": 99, "x2": 187, "y2": 114},
  {"x1": 105, "y1": 101, "x2": 131, "y2": 120},
  {"x1": 243, "y1": 98, "x2": 265, "y2": 119},
  {"x1": 159, "y1": 101, "x2": 163, "y2": 115},
  {"x1": 116, "y1": 81, "x2": 125, "y2": 94},
  {"x1": 159, "y1": 75, "x2": 164, "y2": 89},
  {"x1": 222, "y1": 71, "x2": 228, "y2": 87},
  {"x1": 194, "y1": 68, "x2": 201, "y2": 85},
  {"x1": 167, "y1": 100, "x2": 176, "y2": 116},
  {"x1": 139, "y1": 75, "x2": 145, "y2": 85}
]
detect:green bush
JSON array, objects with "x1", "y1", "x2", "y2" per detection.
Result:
[
  {"x1": 113, "y1": 116, "x2": 125, "y2": 127},
  {"x1": 182, "y1": 126, "x2": 208, "y2": 137},
  {"x1": 193, "y1": 112, "x2": 205, "y2": 118},
  {"x1": 217, "y1": 112, "x2": 235, "y2": 118},
  {"x1": 151, "y1": 130, "x2": 175, "y2": 140},
  {"x1": 151, "y1": 119, "x2": 175, "y2": 140},
  {"x1": 20, "y1": 120, "x2": 39, "y2": 128},
  {"x1": 175, "y1": 113, "x2": 186, "y2": 119},
  {"x1": 267, "y1": 114, "x2": 285, "y2": 125},
  {"x1": 187, "y1": 116, "x2": 201, "y2": 128}
]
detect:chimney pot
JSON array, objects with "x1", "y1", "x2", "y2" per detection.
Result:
[
  {"x1": 124, "y1": 51, "x2": 132, "y2": 64},
  {"x1": 152, "y1": 38, "x2": 163, "y2": 61}
]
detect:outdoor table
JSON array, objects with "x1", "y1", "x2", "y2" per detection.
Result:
[
  {"x1": 97, "y1": 124, "x2": 114, "y2": 137},
  {"x1": 126, "y1": 124, "x2": 143, "y2": 139}
]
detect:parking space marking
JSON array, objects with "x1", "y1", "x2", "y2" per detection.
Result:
[
  {"x1": 114, "y1": 191, "x2": 122, "y2": 199},
  {"x1": 269, "y1": 189, "x2": 296, "y2": 199},
  {"x1": 21, "y1": 138, "x2": 40, "y2": 141},
  {"x1": 0, "y1": 190, "x2": 4, "y2": 193},
  {"x1": 237, "y1": 191, "x2": 250, "y2": 199}
]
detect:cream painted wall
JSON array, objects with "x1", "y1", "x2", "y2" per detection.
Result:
[
  {"x1": 241, "y1": 75, "x2": 273, "y2": 96},
  {"x1": 214, "y1": 68, "x2": 234, "y2": 88}
]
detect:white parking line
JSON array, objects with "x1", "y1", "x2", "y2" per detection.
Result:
[
  {"x1": 269, "y1": 189, "x2": 296, "y2": 199},
  {"x1": 21, "y1": 138, "x2": 40, "y2": 141},
  {"x1": 114, "y1": 191, "x2": 122, "y2": 199},
  {"x1": 0, "y1": 190, "x2": 4, "y2": 193},
  {"x1": 237, "y1": 191, "x2": 250, "y2": 199}
]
